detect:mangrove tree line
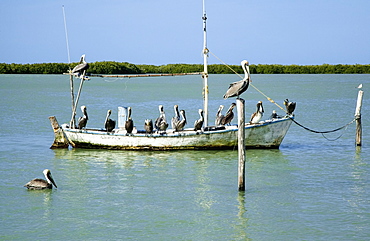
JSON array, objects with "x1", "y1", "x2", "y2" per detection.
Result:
[{"x1": 0, "y1": 62, "x2": 370, "y2": 75}]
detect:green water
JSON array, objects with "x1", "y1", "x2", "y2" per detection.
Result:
[{"x1": 0, "y1": 74, "x2": 369, "y2": 240}]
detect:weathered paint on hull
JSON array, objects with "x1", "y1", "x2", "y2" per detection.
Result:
[{"x1": 60, "y1": 117, "x2": 292, "y2": 150}]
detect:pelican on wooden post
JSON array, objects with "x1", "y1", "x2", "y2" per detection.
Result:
[
  {"x1": 223, "y1": 60, "x2": 250, "y2": 99},
  {"x1": 24, "y1": 169, "x2": 57, "y2": 190}
]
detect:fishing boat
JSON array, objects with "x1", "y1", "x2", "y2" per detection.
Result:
[{"x1": 49, "y1": 2, "x2": 294, "y2": 150}]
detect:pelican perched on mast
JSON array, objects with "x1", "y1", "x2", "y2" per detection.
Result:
[
  {"x1": 24, "y1": 169, "x2": 57, "y2": 190},
  {"x1": 72, "y1": 54, "x2": 89, "y2": 78},
  {"x1": 223, "y1": 60, "x2": 251, "y2": 99}
]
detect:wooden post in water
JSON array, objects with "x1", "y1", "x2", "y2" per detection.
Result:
[
  {"x1": 237, "y1": 98, "x2": 246, "y2": 191},
  {"x1": 355, "y1": 90, "x2": 364, "y2": 146}
]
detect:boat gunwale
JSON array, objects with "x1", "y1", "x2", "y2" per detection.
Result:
[{"x1": 62, "y1": 116, "x2": 293, "y2": 138}]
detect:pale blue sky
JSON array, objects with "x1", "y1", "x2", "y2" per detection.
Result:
[{"x1": 1, "y1": 0, "x2": 369, "y2": 65}]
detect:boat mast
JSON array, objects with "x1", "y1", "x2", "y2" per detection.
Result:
[{"x1": 202, "y1": 0, "x2": 209, "y2": 127}]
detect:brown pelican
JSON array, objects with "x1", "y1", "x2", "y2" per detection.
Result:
[
  {"x1": 223, "y1": 60, "x2": 250, "y2": 99},
  {"x1": 24, "y1": 169, "x2": 57, "y2": 190},
  {"x1": 250, "y1": 101, "x2": 264, "y2": 124},
  {"x1": 215, "y1": 105, "x2": 224, "y2": 126},
  {"x1": 194, "y1": 109, "x2": 204, "y2": 131},
  {"x1": 104, "y1": 109, "x2": 116, "y2": 132},
  {"x1": 221, "y1": 103, "x2": 236, "y2": 125},
  {"x1": 284, "y1": 99, "x2": 296, "y2": 115},
  {"x1": 171, "y1": 105, "x2": 180, "y2": 130},
  {"x1": 155, "y1": 105, "x2": 169, "y2": 132},
  {"x1": 174, "y1": 109, "x2": 187, "y2": 131},
  {"x1": 72, "y1": 54, "x2": 89, "y2": 77},
  {"x1": 125, "y1": 107, "x2": 134, "y2": 134},
  {"x1": 78, "y1": 105, "x2": 88, "y2": 129},
  {"x1": 144, "y1": 119, "x2": 153, "y2": 134}
]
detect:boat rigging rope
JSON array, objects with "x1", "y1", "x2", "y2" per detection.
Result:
[
  {"x1": 209, "y1": 50, "x2": 357, "y2": 141},
  {"x1": 209, "y1": 51, "x2": 287, "y2": 113}
]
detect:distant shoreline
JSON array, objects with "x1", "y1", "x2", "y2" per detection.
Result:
[{"x1": 1, "y1": 62, "x2": 370, "y2": 74}]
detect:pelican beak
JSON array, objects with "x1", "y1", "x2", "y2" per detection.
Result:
[{"x1": 47, "y1": 172, "x2": 58, "y2": 188}]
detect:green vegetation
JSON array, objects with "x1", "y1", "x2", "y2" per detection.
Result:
[{"x1": 1, "y1": 62, "x2": 370, "y2": 74}]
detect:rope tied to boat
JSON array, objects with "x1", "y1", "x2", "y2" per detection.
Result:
[
  {"x1": 289, "y1": 117, "x2": 356, "y2": 141},
  {"x1": 208, "y1": 50, "x2": 358, "y2": 141},
  {"x1": 209, "y1": 50, "x2": 287, "y2": 113}
]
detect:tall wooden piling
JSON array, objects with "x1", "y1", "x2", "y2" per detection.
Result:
[
  {"x1": 355, "y1": 90, "x2": 363, "y2": 146},
  {"x1": 237, "y1": 98, "x2": 246, "y2": 191}
]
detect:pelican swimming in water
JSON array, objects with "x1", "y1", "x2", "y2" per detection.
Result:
[
  {"x1": 221, "y1": 103, "x2": 236, "y2": 125},
  {"x1": 72, "y1": 54, "x2": 89, "y2": 77},
  {"x1": 24, "y1": 169, "x2": 57, "y2": 190},
  {"x1": 215, "y1": 105, "x2": 224, "y2": 126},
  {"x1": 171, "y1": 105, "x2": 180, "y2": 130},
  {"x1": 174, "y1": 109, "x2": 187, "y2": 131},
  {"x1": 155, "y1": 105, "x2": 169, "y2": 132},
  {"x1": 125, "y1": 107, "x2": 134, "y2": 134},
  {"x1": 223, "y1": 60, "x2": 251, "y2": 99},
  {"x1": 250, "y1": 101, "x2": 264, "y2": 124},
  {"x1": 104, "y1": 109, "x2": 116, "y2": 132},
  {"x1": 78, "y1": 105, "x2": 88, "y2": 129},
  {"x1": 144, "y1": 119, "x2": 153, "y2": 134},
  {"x1": 194, "y1": 109, "x2": 204, "y2": 131},
  {"x1": 284, "y1": 99, "x2": 296, "y2": 115}
]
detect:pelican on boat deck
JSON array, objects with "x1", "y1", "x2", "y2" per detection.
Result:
[
  {"x1": 24, "y1": 169, "x2": 57, "y2": 190},
  {"x1": 215, "y1": 105, "x2": 224, "y2": 126},
  {"x1": 194, "y1": 109, "x2": 204, "y2": 131},
  {"x1": 72, "y1": 54, "x2": 89, "y2": 77},
  {"x1": 78, "y1": 105, "x2": 88, "y2": 129},
  {"x1": 104, "y1": 109, "x2": 116, "y2": 132},
  {"x1": 250, "y1": 101, "x2": 264, "y2": 124},
  {"x1": 171, "y1": 105, "x2": 180, "y2": 129},
  {"x1": 221, "y1": 103, "x2": 236, "y2": 125},
  {"x1": 125, "y1": 107, "x2": 134, "y2": 134},
  {"x1": 223, "y1": 60, "x2": 251, "y2": 99},
  {"x1": 174, "y1": 109, "x2": 187, "y2": 131},
  {"x1": 155, "y1": 105, "x2": 169, "y2": 132},
  {"x1": 283, "y1": 99, "x2": 296, "y2": 115}
]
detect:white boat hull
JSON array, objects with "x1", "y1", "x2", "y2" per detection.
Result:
[{"x1": 52, "y1": 116, "x2": 292, "y2": 150}]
